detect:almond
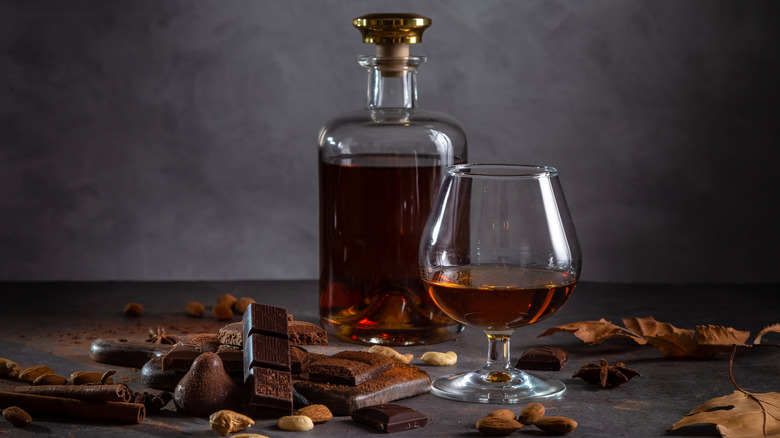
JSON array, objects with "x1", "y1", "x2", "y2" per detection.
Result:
[
  {"x1": 475, "y1": 416, "x2": 523, "y2": 436},
  {"x1": 33, "y1": 374, "x2": 68, "y2": 385},
  {"x1": 535, "y1": 416, "x2": 578, "y2": 434},
  {"x1": 295, "y1": 404, "x2": 333, "y2": 424},
  {"x1": 485, "y1": 409, "x2": 517, "y2": 421},
  {"x1": 0, "y1": 358, "x2": 21, "y2": 378},
  {"x1": 3, "y1": 406, "x2": 32, "y2": 427},
  {"x1": 518, "y1": 402, "x2": 545, "y2": 425},
  {"x1": 19, "y1": 365, "x2": 55, "y2": 383}
]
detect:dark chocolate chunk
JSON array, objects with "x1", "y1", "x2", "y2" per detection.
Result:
[
  {"x1": 352, "y1": 403, "x2": 428, "y2": 433},
  {"x1": 515, "y1": 346, "x2": 569, "y2": 371},
  {"x1": 216, "y1": 345, "x2": 243, "y2": 373},
  {"x1": 244, "y1": 366, "x2": 293, "y2": 417},
  {"x1": 307, "y1": 350, "x2": 392, "y2": 386},
  {"x1": 289, "y1": 321, "x2": 329, "y2": 346},
  {"x1": 161, "y1": 339, "x2": 220, "y2": 372},
  {"x1": 242, "y1": 303, "x2": 289, "y2": 340},
  {"x1": 243, "y1": 333, "x2": 291, "y2": 376},
  {"x1": 141, "y1": 356, "x2": 184, "y2": 391},
  {"x1": 293, "y1": 363, "x2": 431, "y2": 416}
]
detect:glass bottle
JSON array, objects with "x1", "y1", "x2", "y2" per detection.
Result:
[{"x1": 318, "y1": 13, "x2": 468, "y2": 345}]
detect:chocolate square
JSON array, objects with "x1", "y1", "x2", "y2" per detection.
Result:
[
  {"x1": 244, "y1": 366, "x2": 293, "y2": 417},
  {"x1": 243, "y1": 333, "x2": 291, "y2": 376},
  {"x1": 514, "y1": 346, "x2": 569, "y2": 371},
  {"x1": 351, "y1": 403, "x2": 428, "y2": 433},
  {"x1": 307, "y1": 350, "x2": 392, "y2": 386},
  {"x1": 242, "y1": 303, "x2": 289, "y2": 341}
]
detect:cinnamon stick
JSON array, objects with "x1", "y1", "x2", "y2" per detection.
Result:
[
  {"x1": 13, "y1": 384, "x2": 131, "y2": 402},
  {"x1": 0, "y1": 391, "x2": 145, "y2": 424}
]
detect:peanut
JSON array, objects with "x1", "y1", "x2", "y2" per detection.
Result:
[
  {"x1": 213, "y1": 303, "x2": 234, "y2": 320},
  {"x1": 277, "y1": 415, "x2": 314, "y2": 431},
  {"x1": 295, "y1": 404, "x2": 333, "y2": 424},
  {"x1": 421, "y1": 351, "x2": 457, "y2": 366},
  {"x1": 209, "y1": 409, "x2": 255, "y2": 436},
  {"x1": 475, "y1": 416, "x2": 523, "y2": 435},
  {"x1": 535, "y1": 417, "x2": 578, "y2": 434},
  {"x1": 518, "y1": 402, "x2": 545, "y2": 425},
  {"x1": 0, "y1": 357, "x2": 21, "y2": 378},
  {"x1": 368, "y1": 345, "x2": 413, "y2": 364},
  {"x1": 2, "y1": 406, "x2": 32, "y2": 427},
  {"x1": 123, "y1": 302, "x2": 143, "y2": 316},
  {"x1": 19, "y1": 365, "x2": 55, "y2": 383}
]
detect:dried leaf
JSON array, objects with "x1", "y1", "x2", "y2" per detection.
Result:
[
  {"x1": 622, "y1": 316, "x2": 692, "y2": 338},
  {"x1": 754, "y1": 324, "x2": 780, "y2": 345},
  {"x1": 537, "y1": 318, "x2": 645, "y2": 345},
  {"x1": 670, "y1": 390, "x2": 780, "y2": 437},
  {"x1": 645, "y1": 332, "x2": 699, "y2": 358},
  {"x1": 692, "y1": 326, "x2": 752, "y2": 358}
]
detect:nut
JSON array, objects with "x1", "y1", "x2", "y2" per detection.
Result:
[
  {"x1": 231, "y1": 435, "x2": 270, "y2": 438},
  {"x1": 535, "y1": 417, "x2": 578, "y2": 434},
  {"x1": 485, "y1": 409, "x2": 517, "y2": 421},
  {"x1": 185, "y1": 301, "x2": 205, "y2": 317},
  {"x1": 475, "y1": 416, "x2": 524, "y2": 435},
  {"x1": 213, "y1": 303, "x2": 234, "y2": 320},
  {"x1": 421, "y1": 351, "x2": 457, "y2": 366},
  {"x1": 2, "y1": 406, "x2": 32, "y2": 427},
  {"x1": 233, "y1": 297, "x2": 256, "y2": 314},
  {"x1": 518, "y1": 402, "x2": 545, "y2": 425},
  {"x1": 209, "y1": 409, "x2": 255, "y2": 436},
  {"x1": 367, "y1": 345, "x2": 413, "y2": 364},
  {"x1": 71, "y1": 370, "x2": 113, "y2": 385},
  {"x1": 295, "y1": 404, "x2": 333, "y2": 424},
  {"x1": 33, "y1": 374, "x2": 68, "y2": 385},
  {"x1": 19, "y1": 365, "x2": 55, "y2": 383},
  {"x1": 0, "y1": 357, "x2": 22, "y2": 378},
  {"x1": 277, "y1": 415, "x2": 314, "y2": 431},
  {"x1": 216, "y1": 293, "x2": 237, "y2": 308},
  {"x1": 124, "y1": 302, "x2": 143, "y2": 316}
]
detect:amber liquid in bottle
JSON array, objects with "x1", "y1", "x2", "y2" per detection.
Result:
[
  {"x1": 423, "y1": 265, "x2": 577, "y2": 330},
  {"x1": 320, "y1": 154, "x2": 464, "y2": 345}
]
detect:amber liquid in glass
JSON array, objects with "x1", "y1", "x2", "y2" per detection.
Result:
[
  {"x1": 424, "y1": 265, "x2": 577, "y2": 330},
  {"x1": 319, "y1": 154, "x2": 463, "y2": 345}
]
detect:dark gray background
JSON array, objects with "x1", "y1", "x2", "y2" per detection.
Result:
[{"x1": 2, "y1": 0, "x2": 779, "y2": 283}]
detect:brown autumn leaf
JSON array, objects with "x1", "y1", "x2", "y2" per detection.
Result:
[
  {"x1": 537, "y1": 318, "x2": 645, "y2": 345},
  {"x1": 669, "y1": 390, "x2": 780, "y2": 437},
  {"x1": 754, "y1": 324, "x2": 780, "y2": 344},
  {"x1": 540, "y1": 316, "x2": 753, "y2": 358}
]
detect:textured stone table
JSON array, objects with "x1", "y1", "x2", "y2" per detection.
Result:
[{"x1": 0, "y1": 281, "x2": 777, "y2": 437}]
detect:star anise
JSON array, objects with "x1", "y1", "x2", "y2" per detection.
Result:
[
  {"x1": 146, "y1": 326, "x2": 177, "y2": 345},
  {"x1": 573, "y1": 358, "x2": 640, "y2": 387}
]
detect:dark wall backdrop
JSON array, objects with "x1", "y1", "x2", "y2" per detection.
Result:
[{"x1": 2, "y1": 0, "x2": 779, "y2": 283}]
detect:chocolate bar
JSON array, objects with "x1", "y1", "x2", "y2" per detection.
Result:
[
  {"x1": 351, "y1": 403, "x2": 428, "y2": 433},
  {"x1": 293, "y1": 363, "x2": 431, "y2": 416},
  {"x1": 243, "y1": 333, "x2": 291, "y2": 376},
  {"x1": 307, "y1": 351, "x2": 392, "y2": 386},
  {"x1": 161, "y1": 335, "x2": 220, "y2": 372},
  {"x1": 244, "y1": 366, "x2": 293, "y2": 417},
  {"x1": 242, "y1": 303, "x2": 293, "y2": 417},
  {"x1": 514, "y1": 346, "x2": 569, "y2": 371}
]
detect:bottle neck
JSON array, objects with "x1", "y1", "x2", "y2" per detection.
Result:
[{"x1": 360, "y1": 56, "x2": 425, "y2": 110}]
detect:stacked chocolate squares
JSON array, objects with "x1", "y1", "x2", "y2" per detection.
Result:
[{"x1": 242, "y1": 303, "x2": 294, "y2": 416}]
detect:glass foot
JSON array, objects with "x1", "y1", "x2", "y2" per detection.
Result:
[{"x1": 430, "y1": 368, "x2": 565, "y2": 403}]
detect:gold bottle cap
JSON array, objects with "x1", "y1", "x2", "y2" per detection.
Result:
[{"x1": 353, "y1": 13, "x2": 431, "y2": 45}]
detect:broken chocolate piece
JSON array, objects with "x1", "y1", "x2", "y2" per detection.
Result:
[
  {"x1": 289, "y1": 321, "x2": 329, "y2": 346},
  {"x1": 244, "y1": 366, "x2": 293, "y2": 417},
  {"x1": 215, "y1": 345, "x2": 243, "y2": 374},
  {"x1": 290, "y1": 346, "x2": 308, "y2": 374},
  {"x1": 161, "y1": 339, "x2": 220, "y2": 372},
  {"x1": 293, "y1": 363, "x2": 431, "y2": 416},
  {"x1": 243, "y1": 333, "x2": 291, "y2": 376},
  {"x1": 218, "y1": 322, "x2": 243, "y2": 347},
  {"x1": 352, "y1": 403, "x2": 428, "y2": 433},
  {"x1": 514, "y1": 346, "x2": 569, "y2": 371},
  {"x1": 141, "y1": 356, "x2": 184, "y2": 391},
  {"x1": 307, "y1": 351, "x2": 392, "y2": 386}
]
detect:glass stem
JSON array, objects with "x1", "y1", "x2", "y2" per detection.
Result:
[{"x1": 483, "y1": 330, "x2": 514, "y2": 380}]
